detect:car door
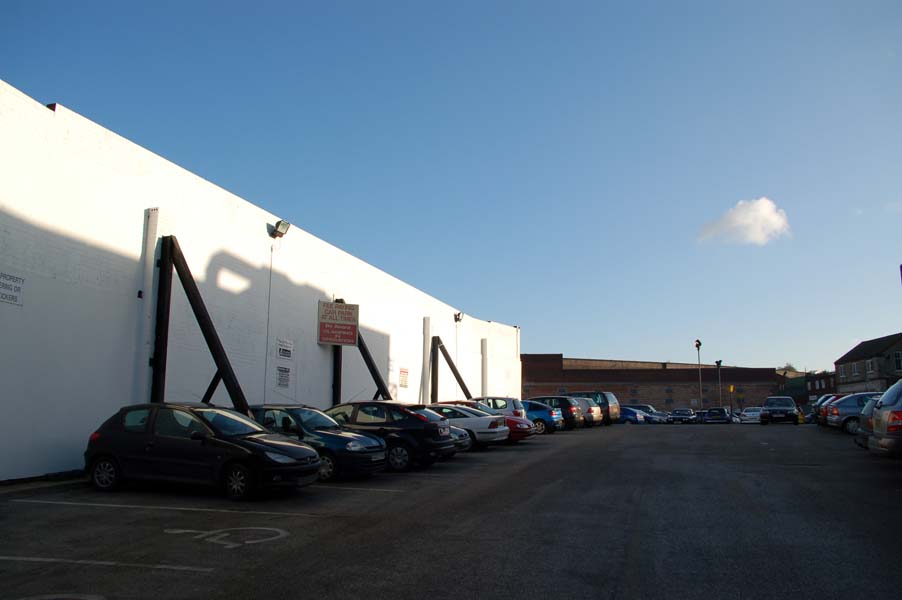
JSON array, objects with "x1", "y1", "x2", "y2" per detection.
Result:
[
  {"x1": 149, "y1": 408, "x2": 219, "y2": 483},
  {"x1": 352, "y1": 403, "x2": 392, "y2": 439},
  {"x1": 115, "y1": 407, "x2": 155, "y2": 478}
]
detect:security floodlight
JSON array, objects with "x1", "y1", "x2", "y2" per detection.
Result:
[
  {"x1": 454, "y1": 312, "x2": 463, "y2": 322},
  {"x1": 270, "y1": 220, "x2": 291, "y2": 238}
]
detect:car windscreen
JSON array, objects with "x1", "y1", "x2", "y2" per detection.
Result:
[
  {"x1": 878, "y1": 380, "x2": 902, "y2": 407},
  {"x1": 411, "y1": 408, "x2": 446, "y2": 422},
  {"x1": 764, "y1": 398, "x2": 795, "y2": 408},
  {"x1": 288, "y1": 408, "x2": 340, "y2": 430},
  {"x1": 458, "y1": 406, "x2": 493, "y2": 417},
  {"x1": 196, "y1": 408, "x2": 265, "y2": 436}
]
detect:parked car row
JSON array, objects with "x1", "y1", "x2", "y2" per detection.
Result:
[
  {"x1": 84, "y1": 392, "x2": 633, "y2": 500},
  {"x1": 810, "y1": 384, "x2": 902, "y2": 459}
]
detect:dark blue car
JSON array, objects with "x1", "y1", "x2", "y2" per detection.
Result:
[
  {"x1": 522, "y1": 400, "x2": 565, "y2": 434},
  {"x1": 618, "y1": 406, "x2": 647, "y2": 424},
  {"x1": 251, "y1": 405, "x2": 387, "y2": 481}
]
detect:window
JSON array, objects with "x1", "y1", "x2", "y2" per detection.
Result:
[
  {"x1": 839, "y1": 365, "x2": 846, "y2": 378},
  {"x1": 153, "y1": 409, "x2": 207, "y2": 438},
  {"x1": 866, "y1": 359, "x2": 874, "y2": 373},
  {"x1": 388, "y1": 406, "x2": 413, "y2": 421},
  {"x1": 852, "y1": 362, "x2": 859, "y2": 376},
  {"x1": 807, "y1": 382, "x2": 812, "y2": 391},
  {"x1": 879, "y1": 380, "x2": 902, "y2": 407},
  {"x1": 896, "y1": 352, "x2": 902, "y2": 372},
  {"x1": 357, "y1": 404, "x2": 388, "y2": 424},
  {"x1": 263, "y1": 409, "x2": 296, "y2": 431},
  {"x1": 122, "y1": 408, "x2": 150, "y2": 433},
  {"x1": 326, "y1": 405, "x2": 354, "y2": 424}
]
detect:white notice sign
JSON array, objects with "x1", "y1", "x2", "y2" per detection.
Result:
[{"x1": 0, "y1": 271, "x2": 25, "y2": 306}]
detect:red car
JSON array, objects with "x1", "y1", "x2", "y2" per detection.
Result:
[{"x1": 440, "y1": 400, "x2": 536, "y2": 442}]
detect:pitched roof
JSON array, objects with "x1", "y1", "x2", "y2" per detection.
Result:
[{"x1": 835, "y1": 332, "x2": 902, "y2": 364}]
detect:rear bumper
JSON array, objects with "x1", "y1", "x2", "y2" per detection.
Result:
[
  {"x1": 826, "y1": 416, "x2": 842, "y2": 427},
  {"x1": 868, "y1": 433, "x2": 902, "y2": 456},
  {"x1": 854, "y1": 429, "x2": 871, "y2": 449},
  {"x1": 418, "y1": 439, "x2": 457, "y2": 458},
  {"x1": 474, "y1": 429, "x2": 509, "y2": 443}
]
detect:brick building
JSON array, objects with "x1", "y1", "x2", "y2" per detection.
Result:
[
  {"x1": 522, "y1": 354, "x2": 780, "y2": 410},
  {"x1": 835, "y1": 332, "x2": 902, "y2": 393}
]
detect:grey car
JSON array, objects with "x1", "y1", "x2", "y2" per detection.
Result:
[
  {"x1": 574, "y1": 397, "x2": 603, "y2": 427},
  {"x1": 825, "y1": 392, "x2": 882, "y2": 434},
  {"x1": 855, "y1": 395, "x2": 883, "y2": 449},
  {"x1": 868, "y1": 380, "x2": 902, "y2": 456}
]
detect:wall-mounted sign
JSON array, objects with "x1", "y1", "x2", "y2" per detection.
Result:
[
  {"x1": 317, "y1": 301, "x2": 359, "y2": 346},
  {"x1": 277, "y1": 339, "x2": 294, "y2": 360},
  {"x1": 0, "y1": 271, "x2": 25, "y2": 306},
  {"x1": 399, "y1": 368, "x2": 409, "y2": 388}
]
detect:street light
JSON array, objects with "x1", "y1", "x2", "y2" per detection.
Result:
[
  {"x1": 695, "y1": 339, "x2": 702, "y2": 408},
  {"x1": 716, "y1": 359, "x2": 723, "y2": 408}
]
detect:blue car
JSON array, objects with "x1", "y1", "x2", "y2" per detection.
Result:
[
  {"x1": 618, "y1": 406, "x2": 647, "y2": 424},
  {"x1": 522, "y1": 400, "x2": 565, "y2": 434}
]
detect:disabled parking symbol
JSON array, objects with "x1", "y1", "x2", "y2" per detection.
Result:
[{"x1": 164, "y1": 527, "x2": 289, "y2": 549}]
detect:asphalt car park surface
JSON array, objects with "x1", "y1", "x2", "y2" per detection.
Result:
[{"x1": 3, "y1": 425, "x2": 902, "y2": 600}]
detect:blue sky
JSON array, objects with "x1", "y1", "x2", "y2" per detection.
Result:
[{"x1": 2, "y1": 0, "x2": 900, "y2": 371}]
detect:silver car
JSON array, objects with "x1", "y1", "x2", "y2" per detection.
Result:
[
  {"x1": 573, "y1": 397, "x2": 603, "y2": 427},
  {"x1": 868, "y1": 380, "x2": 902, "y2": 456},
  {"x1": 739, "y1": 407, "x2": 762, "y2": 423}
]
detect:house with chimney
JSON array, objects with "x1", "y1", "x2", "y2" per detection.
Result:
[{"x1": 834, "y1": 332, "x2": 902, "y2": 393}]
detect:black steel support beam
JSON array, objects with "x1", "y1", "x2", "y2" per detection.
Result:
[
  {"x1": 150, "y1": 236, "x2": 174, "y2": 404},
  {"x1": 332, "y1": 345, "x2": 342, "y2": 406},
  {"x1": 357, "y1": 332, "x2": 392, "y2": 400},
  {"x1": 200, "y1": 371, "x2": 222, "y2": 405},
  {"x1": 430, "y1": 336, "x2": 439, "y2": 403},
  {"x1": 436, "y1": 336, "x2": 473, "y2": 399},
  {"x1": 168, "y1": 236, "x2": 251, "y2": 415}
]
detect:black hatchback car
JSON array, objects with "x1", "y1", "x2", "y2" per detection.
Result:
[
  {"x1": 323, "y1": 402, "x2": 455, "y2": 471},
  {"x1": 702, "y1": 407, "x2": 731, "y2": 424},
  {"x1": 250, "y1": 405, "x2": 387, "y2": 481},
  {"x1": 84, "y1": 403, "x2": 321, "y2": 499}
]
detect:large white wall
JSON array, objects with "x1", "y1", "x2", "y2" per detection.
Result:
[{"x1": 0, "y1": 80, "x2": 521, "y2": 480}]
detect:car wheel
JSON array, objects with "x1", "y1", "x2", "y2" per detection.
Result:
[
  {"x1": 387, "y1": 444, "x2": 413, "y2": 471},
  {"x1": 90, "y1": 456, "x2": 121, "y2": 492},
  {"x1": 318, "y1": 452, "x2": 338, "y2": 482},
  {"x1": 533, "y1": 419, "x2": 547, "y2": 435},
  {"x1": 224, "y1": 463, "x2": 255, "y2": 501},
  {"x1": 843, "y1": 418, "x2": 859, "y2": 435}
]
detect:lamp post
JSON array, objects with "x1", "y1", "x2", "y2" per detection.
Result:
[
  {"x1": 716, "y1": 359, "x2": 723, "y2": 408},
  {"x1": 695, "y1": 339, "x2": 703, "y2": 408}
]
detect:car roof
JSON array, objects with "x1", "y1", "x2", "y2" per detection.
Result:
[{"x1": 249, "y1": 404, "x2": 321, "y2": 410}]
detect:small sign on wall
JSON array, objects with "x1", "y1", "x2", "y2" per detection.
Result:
[
  {"x1": 0, "y1": 271, "x2": 25, "y2": 306},
  {"x1": 317, "y1": 301, "x2": 359, "y2": 346},
  {"x1": 399, "y1": 368, "x2": 409, "y2": 388},
  {"x1": 277, "y1": 339, "x2": 294, "y2": 360},
  {"x1": 276, "y1": 366, "x2": 291, "y2": 388}
]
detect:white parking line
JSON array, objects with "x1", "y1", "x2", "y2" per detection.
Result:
[
  {"x1": 0, "y1": 555, "x2": 213, "y2": 573},
  {"x1": 309, "y1": 485, "x2": 403, "y2": 493},
  {"x1": 10, "y1": 499, "x2": 330, "y2": 518}
]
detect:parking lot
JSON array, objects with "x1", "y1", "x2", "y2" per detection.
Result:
[{"x1": 3, "y1": 424, "x2": 902, "y2": 600}]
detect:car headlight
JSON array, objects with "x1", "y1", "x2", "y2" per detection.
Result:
[
  {"x1": 265, "y1": 451, "x2": 296, "y2": 464},
  {"x1": 517, "y1": 423, "x2": 530, "y2": 429},
  {"x1": 345, "y1": 440, "x2": 364, "y2": 451}
]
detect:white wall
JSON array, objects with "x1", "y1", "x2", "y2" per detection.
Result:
[{"x1": 0, "y1": 80, "x2": 521, "y2": 480}]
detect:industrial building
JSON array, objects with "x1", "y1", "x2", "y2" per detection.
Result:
[
  {"x1": 0, "y1": 81, "x2": 521, "y2": 480},
  {"x1": 522, "y1": 354, "x2": 779, "y2": 410}
]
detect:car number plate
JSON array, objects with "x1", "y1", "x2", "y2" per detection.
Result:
[
  {"x1": 372, "y1": 452, "x2": 385, "y2": 461},
  {"x1": 772, "y1": 412, "x2": 784, "y2": 416}
]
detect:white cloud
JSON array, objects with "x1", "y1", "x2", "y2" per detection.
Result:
[{"x1": 699, "y1": 197, "x2": 791, "y2": 245}]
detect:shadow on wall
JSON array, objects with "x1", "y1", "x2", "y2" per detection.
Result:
[{"x1": 0, "y1": 208, "x2": 392, "y2": 479}]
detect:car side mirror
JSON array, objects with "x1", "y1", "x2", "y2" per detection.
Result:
[{"x1": 190, "y1": 431, "x2": 208, "y2": 442}]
